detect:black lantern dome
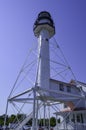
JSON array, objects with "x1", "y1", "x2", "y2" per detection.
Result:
[{"x1": 33, "y1": 11, "x2": 55, "y2": 38}]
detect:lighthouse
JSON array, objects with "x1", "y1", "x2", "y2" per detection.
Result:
[
  {"x1": 4, "y1": 11, "x2": 86, "y2": 130},
  {"x1": 33, "y1": 11, "x2": 55, "y2": 92}
]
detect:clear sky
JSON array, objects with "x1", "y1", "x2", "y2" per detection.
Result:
[{"x1": 0, "y1": 0, "x2": 86, "y2": 114}]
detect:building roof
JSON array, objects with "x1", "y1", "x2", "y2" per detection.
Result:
[{"x1": 54, "y1": 108, "x2": 86, "y2": 115}]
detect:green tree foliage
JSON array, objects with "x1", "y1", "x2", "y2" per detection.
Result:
[
  {"x1": 50, "y1": 117, "x2": 56, "y2": 127},
  {"x1": 8, "y1": 114, "x2": 16, "y2": 123},
  {"x1": 0, "y1": 114, "x2": 57, "y2": 127},
  {"x1": 0, "y1": 114, "x2": 9, "y2": 126},
  {"x1": 17, "y1": 114, "x2": 26, "y2": 121},
  {"x1": 0, "y1": 115, "x2": 4, "y2": 126},
  {"x1": 8, "y1": 114, "x2": 26, "y2": 124},
  {"x1": 38, "y1": 117, "x2": 56, "y2": 127}
]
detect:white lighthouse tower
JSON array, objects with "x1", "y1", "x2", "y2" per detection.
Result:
[
  {"x1": 33, "y1": 11, "x2": 86, "y2": 130},
  {"x1": 33, "y1": 11, "x2": 55, "y2": 92},
  {"x1": 4, "y1": 11, "x2": 86, "y2": 130}
]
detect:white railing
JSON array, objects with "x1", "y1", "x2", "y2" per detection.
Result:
[
  {"x1": 14, "y1": 102, "x2": 43, "y2": 130},
  {"x1": 54, "y1": 123, "x2": 86, "y2": 130}
]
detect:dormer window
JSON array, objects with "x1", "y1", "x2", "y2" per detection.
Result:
[{"x1": 59, "y1": 83, "x2": 64, "y2": 91}]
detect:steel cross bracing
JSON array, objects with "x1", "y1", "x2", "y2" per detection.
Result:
[
  {"x1": 4, "y1": 11, "x2": 86, "y2": 130},
  {"x1": 4, "y1": 36, "x2": 86, "y2": 130},
  {"x1": 4, "y1": 81, "x2": 86, "y2": 130}
]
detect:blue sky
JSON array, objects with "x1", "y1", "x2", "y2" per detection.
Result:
[{"x1": 0, "y1": 0, "x2": 86, "y2": 114}]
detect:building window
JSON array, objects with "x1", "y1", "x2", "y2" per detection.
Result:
[
  {"x1": 77, "y1": 114, "x2": 81, "y2": 123},
  {"x1": 71, "y1": 114, "x2": 75, "y2": 123},
  {"x1": 45, "y1": 38, "x2": 48, "y2": 41},
  {"x1": 67, "y1": 86, "x2": 71, "y2": 92},
  {"x1": 59, "y1": 83, "x2": 64, "y2": 91},
  {"x1": 77, "y1": 114, "x2": 83, "y2": 123},
  {"x1": 81, "y1": 114, "x2": 83, "y2": 123}
]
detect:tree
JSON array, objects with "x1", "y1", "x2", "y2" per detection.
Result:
[
  {"x1": 0, "y1": 114, "x2": 9, "y2": 126},
  {"x1": 50, "y1": 117, "x2": 56, "y2": 127},
  {"x1": 0, "y1": 116, "x2": 4, "y2": 126},
  {"x1": 8, "y1": 114, "x2": 17, "y2": 123},
  {"x1": 17, "y1": 113, "x2": 26, "y2": 121}
]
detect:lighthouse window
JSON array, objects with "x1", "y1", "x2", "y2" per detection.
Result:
[{"x1": 59, "y1": 83, "x2": 64, "y2": 91}]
